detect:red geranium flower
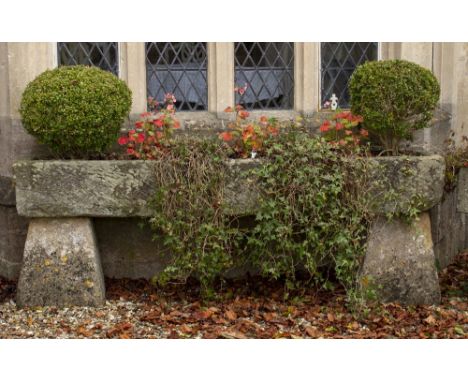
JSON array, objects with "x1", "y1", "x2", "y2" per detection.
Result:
[
  {"x1": 137, "y1": 133, "x2": 145, "y2": 143},
  {"x1": 319, "y1": 121, "x2": 330, "y2": 132},
  {"x1": 268, "y1": 126, "x2": 279, "y2": 136},
  {"x1": 219, "y1": 131, "x2": 233, "y2": 142},
  {"x1": 118, "y1": 136, "x2": 129, "y2": 145},
  {"x1": 238, "y1": 110, "x2": 250, "y2": 119},
  {"x1": 335, "y1": 111, "x2": 350, "y2": 120},
  {"x1": 128, "y1": 130, "x2": 137, "y2": 141}
]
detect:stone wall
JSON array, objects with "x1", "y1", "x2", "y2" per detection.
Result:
[{"x1": 430, "y1": 188, "x2": 467, "y2": 269}]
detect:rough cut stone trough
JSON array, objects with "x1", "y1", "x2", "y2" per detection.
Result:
[{"x1": 13, "y1": 155, "x2": 445, "y2": 307}]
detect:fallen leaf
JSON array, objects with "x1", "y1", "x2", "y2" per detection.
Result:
[
  {"x1": 193, "y1": 309, "x2": 214, "y2": 321},
  {"x1": 424, "y1": 315, "x2": 437, "y2": 325},
  {"x1": 179, "y1": 324, "x2": 192, "y2": 334},
  {"x1": 225, "y1": 310, "x2": 238, "y2": 321},
  {"x1": 305, "y1": 326, "x2": 319, "y2": 337},
  {"x1": 220, "y1": 330, "x2": 247, "y2": 339},
  {"x1": 347, "y1": 321, "x2": 360, "y2": 330},
  {"x1": 140, "y1": 310, "x2": 161, "y2": 322},
  {"x1": 263, "y1": 312, "x2": 277, "y2": 322},
  {"x1": 76, "y1": 326, "x2": 93, "y2": 337},
  {"x1": 169, "y1": 310, "x2": 184, "y2": 317},
  {"x1": 290, "y1": 334, "x2": 303, "y2": 339}
]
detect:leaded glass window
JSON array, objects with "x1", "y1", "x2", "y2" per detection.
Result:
[
  {"x1": 321, "y1": 42, "x2": 378, "y2": 108},
  {"x1": 57, "y1": 42, "x2": 119, "y2": 75},
  {"x1": 234, "y1": 42, "x2": 294, "y2": 110},
  {"x1": 146, "y1": 42, "x2": 208, "y2": 111}
]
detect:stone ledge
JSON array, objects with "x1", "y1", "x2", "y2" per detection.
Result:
[
  {"x1": 14, "y1": 155, "x2": 445, "y2": 218},
  {"x1": 368, "y1": 155, "x2": 445, "y2": 215}
]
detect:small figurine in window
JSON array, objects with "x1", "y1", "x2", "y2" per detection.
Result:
[{"x1": 330, "y1": 93, "x2": 338, "y2": 111}]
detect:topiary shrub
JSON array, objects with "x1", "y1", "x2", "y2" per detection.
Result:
[
  {"x1": 349, "y1": 59, "x2": 440, "y2": 155},
  {"x1": 20, "y1": 65, "x2": 132, "y2": 157}
]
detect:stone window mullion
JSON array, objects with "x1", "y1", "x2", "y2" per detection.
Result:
[
  {"x1": 294, "y1": 42, "x2": 319, "y2": 114},
  {"x1": 119, "y1": 42, "x2": 147, "y2": 116},
  {"x1": 208, "y1": 42, "x2": 234, "y2": 116}
]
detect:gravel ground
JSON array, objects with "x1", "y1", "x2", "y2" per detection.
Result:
[{"x1": 0, "y1": 253, "x2": 467, "y2": 339}]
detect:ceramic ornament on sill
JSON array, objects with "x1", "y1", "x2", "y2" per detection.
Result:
[{"x1": 330, "y1": 93, "x2": 338, "y2": 111}]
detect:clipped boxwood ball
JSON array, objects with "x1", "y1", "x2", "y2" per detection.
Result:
[
  {"x1": 20, "y1": 65, "x2": 132, "y2": 157},
  {"x1": 349, "y1": 59, "x2": 440, "y2": 154}
]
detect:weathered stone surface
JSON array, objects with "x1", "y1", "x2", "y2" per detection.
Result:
[
  {"x1": 224, "y1": 159, "x2": 261, "y2": 216},
  {"x1": 362, "y1": 212, "x2": 441, "y2": 305},
  {"x1": 16, "y1": 218, "x2": 105, "y2": 307},
  {"x1": 0, "y1": 175, "x2": 16, "y2": 206},
  {"x1": 399, "y1": 108, "x2": 452, "y2": 155},
  {"x1": 430, "y1": 188, "x2": 467, "y2": 269},
  {"x1": 14, "y1": 160, "x2": 158, "y2": 217},
  {"x1": 456, "y1": 167, "x2": 468, "y2": 213},
  {"x1": 0, "y1": 205, "x2": 28, "y2": 279},
  {"x1": 368, "y1": 155, "x2": 445, "y2": 215},
  {"x1": 14, "y1": 160, "x2": 261, "y2": 217},
  {"x1": 14, "y1": 156, "x2": 445, "y2": 218},
  {"x1": 94, "y1": 217, "x2": 171, "y2": 279}
]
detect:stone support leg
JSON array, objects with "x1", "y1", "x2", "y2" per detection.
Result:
[
  {"x1": 362, "y1": 212, "x2": 441, "y2": 305},
  {"x1": 16, "y1": 218, "x2": 105, "y2": 307}
]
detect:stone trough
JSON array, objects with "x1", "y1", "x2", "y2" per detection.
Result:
[{"x1": 13, "y1": 155, "x2": 446, "y2": 307}]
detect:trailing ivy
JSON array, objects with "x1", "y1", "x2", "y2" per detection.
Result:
[
  {"x1": 246, "y1": 130, "x2": 373, "y2": 299},
  {"x1": 148, "y1": 138, "x2": 243, "y2": 298},
  {"x1": 147, "y1": 131, "x2": 376, "y2": 304}
]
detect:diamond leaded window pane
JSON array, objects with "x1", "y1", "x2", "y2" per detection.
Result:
[
  {"x1": 146, "y1": 42, "x2": 208, "y2": 111},
  {"x1": 57, "y1": 42, "x2": 119, "y2": 75},
  {"x1": 234, "y1": 42, "x2": 294, "y2": 110},
  {"x1": 321, "y1": 42, "x2": 378, "y2": 108}
]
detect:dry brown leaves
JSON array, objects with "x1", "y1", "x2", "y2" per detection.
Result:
[{"x1": 0, "y1": 253, "x2": 466, "y2": 339}]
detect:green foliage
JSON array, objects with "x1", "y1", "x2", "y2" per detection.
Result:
[
  {"x1": 246, "y1": 130, "x2": 373, "y2": 298},
  {"x1": 349, "y1": 59, "x2": 440, "y2": 155},
  {"x1": 147, "y1": 132, "x2": 375, "y2": 302},
  {"x1": 148, "y1": 138, "x2": 242, "y2": 298},
  {"x1": 20, "y1": 65, "x2": 132, "y2": 157},
  {"x1": 444, "y1": 135, "x2": 468, "y2": 191}
]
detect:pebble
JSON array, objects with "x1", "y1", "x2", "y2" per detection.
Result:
[{"x1": 0, "y1": 299, "x2": 152, "y2": 339}]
